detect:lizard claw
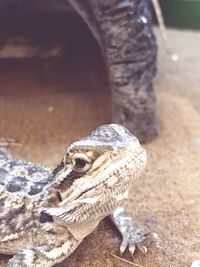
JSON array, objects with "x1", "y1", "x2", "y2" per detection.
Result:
[
  {"x1": 128, "y1": 244, "x2": 136, "y2": 256},
  {"x1": 120, "y1": 239, "x2": 128, "y2": 255},
  {"x1": 119, "y1": 229, "x2": 149, "y2": 256},
  {"x1": 137, "y1": 244, "x2": 148, "y2": 254},
  {"x1": 120, "y1": 239, "x2": 136, "y2": 256}
]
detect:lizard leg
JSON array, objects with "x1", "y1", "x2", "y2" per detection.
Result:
[
  {"x1": 6, "y1": 240, "x2": 80, "y2": 267},
  {"x1": 111, "y1": 206, "x2": 149, "y2": 256},
  {"x1": 6, "y1": 247, "x2": 60, "y2": 267}
]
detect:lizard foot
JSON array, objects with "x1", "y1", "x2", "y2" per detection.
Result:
[
  {"x1": 119, "y1": 224, "x2": 150, "y2": 256},
  {"x1": 111, "y1": 207, "x2": 150, "y2": 256}
]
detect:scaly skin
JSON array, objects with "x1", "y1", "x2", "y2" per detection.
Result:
[{"x1": 0, "y1": 124, "x2": 147, "y2": 266}]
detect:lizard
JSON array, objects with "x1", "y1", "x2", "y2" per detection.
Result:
[{"x1": 0, "y1": 124, "x2": 147, "y2": 266}]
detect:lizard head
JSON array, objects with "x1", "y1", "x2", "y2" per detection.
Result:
[{"x1": 44, "y1": 124, "x2": 146, "y2": 228}]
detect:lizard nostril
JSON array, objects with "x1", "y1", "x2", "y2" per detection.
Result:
[{"x1": 56, "y1": 191, "x2": 62, "y2": 202}]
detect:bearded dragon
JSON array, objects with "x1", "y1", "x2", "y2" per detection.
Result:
[{"x1": 0, "y1": 124, "x2": 147, "y2": 266}]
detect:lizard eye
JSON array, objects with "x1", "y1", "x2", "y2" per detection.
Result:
[
  {"x1": 72, "y1": 153, "x2": 92, "y2": 173},
  {"x1": 75, "y1": 158, "x2": 86, "y2": 169}
]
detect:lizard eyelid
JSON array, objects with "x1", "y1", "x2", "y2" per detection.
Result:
[{"x1": 72, "y1": 153, "x2": 93, "y2": 173}]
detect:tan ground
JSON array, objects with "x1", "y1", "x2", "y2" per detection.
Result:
[{"x1": 0, "y1": 28, "x2": 200, "y2": 267}]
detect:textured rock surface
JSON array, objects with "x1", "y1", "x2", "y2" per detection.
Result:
[{"x1": 69, "y1": 0, "x2": 158, "y2": 141}]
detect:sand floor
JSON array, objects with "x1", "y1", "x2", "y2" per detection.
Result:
[{"x1": 0, "y1": 26, "x2": 200, "y2": 267}]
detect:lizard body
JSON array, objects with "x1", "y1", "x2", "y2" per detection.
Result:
[{"x1": 0, "y1": 124, "x2": 147, "y2": 266}]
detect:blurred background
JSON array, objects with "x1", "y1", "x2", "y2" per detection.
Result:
[{"x1": 159, "y1": 0, "x2": 200, "y2": 29}]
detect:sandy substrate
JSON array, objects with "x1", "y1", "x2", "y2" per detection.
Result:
[{"x1": 0, "y1": 27, "x2": 200, "y2": 267}]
